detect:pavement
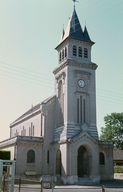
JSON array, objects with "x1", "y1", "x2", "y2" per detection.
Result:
[
  {"x1": 14, "y1": 186, "x2": 123, "y2": 192},
  {"x1": 14, "y1": 179, "x2": 123, "y2": 192},
  {"x1": 13, "y1": 175, "x2": 123, "y2": 192}
]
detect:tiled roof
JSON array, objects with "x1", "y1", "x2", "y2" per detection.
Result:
[
  {"x1": 58, "y1": 8, "x2": 94, "y2": 46},
  {"x1": 113, "y1": 149, "x2": 123, "y2": 160},
  {"x1": 83, "y1": 26, "x2": 92, "y2": 42}
]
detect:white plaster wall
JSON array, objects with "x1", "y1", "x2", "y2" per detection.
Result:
[
  {"x1": 99, "y1": 144, "x2": 114, "y2": 180},
  {"x1": 42, "y1": 97, "x2": 56, "y2": 175},
  {"x1": 16, "y1": 141, "x2": 42, "y2": 176},
  {"x1": 10, "y1": 113, "x2": 41, "y2": 138}
]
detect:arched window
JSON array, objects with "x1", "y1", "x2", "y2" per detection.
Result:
[
  {"x1": 65, "y1": 47, "x2": 67, "y2": 58},
  {"x1": 58, "y1": 80, "x2": 64, "y2": 126},
  {"x1": 73, "y1": 45, "x2": 77, "y2": 56},
  {"x1": 27, "y1": 149, "x2": 35, "y2": 163},
  {"x1": 62, "y1": 49, "x2": 64, "y2": 60},
  {"x1": 47, "y1": 150, "x2": 49, "y2": 164},
  {"x1": 56, "y1": 149, "x2": 61, "y2": 175},
  {"x1": 78, "y1": 47, "x2": 82, "y2": 57},
  {"x1": 99, "y1": 152, "x2": 105, "y2": 165},
  {"x1": 77, "y1": 96, "x2": 86, "y2": 124},
  {"x1": 58, "y1": 80, "x2": 63, "y2": 98},
  {"x1": 84, "y1": 48, "x2": 88, "y2": 58},
  {"x1": 59, "y1": 52, "x2": 62, "y2": 62}
]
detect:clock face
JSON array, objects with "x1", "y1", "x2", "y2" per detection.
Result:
[{"x1": 78, "y1": 79, "x2": 85, "y2": 88}]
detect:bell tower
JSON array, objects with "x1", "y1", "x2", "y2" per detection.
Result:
[{"x1": 53, "y1": 6, "x2": 98, "y2": 141}]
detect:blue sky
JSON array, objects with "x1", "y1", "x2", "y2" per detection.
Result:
[{"x1": 0, "y1": 0, "x2": 123, "y2": 140}]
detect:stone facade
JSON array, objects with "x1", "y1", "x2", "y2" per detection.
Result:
[{"x1": 0, "y1": 7, "x2": 113, "y2": 184}]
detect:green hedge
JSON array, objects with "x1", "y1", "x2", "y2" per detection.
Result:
[
  {"x1": 0, "y1": 151, "x2": 10, "y2": 160},
  {"x1": 114, "y1": 165, "x2": 123, "y2": 173}
]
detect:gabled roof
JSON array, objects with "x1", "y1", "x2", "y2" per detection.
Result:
[
  {"x1": 10, "y1": 95, "x2": 56, "y2": 126},
  {"x1": 10, "y1": 103, "x2": 41, "y2": 126},
  {"x1": 58, "y1": 8, "x2": 94, "y2": 47}
]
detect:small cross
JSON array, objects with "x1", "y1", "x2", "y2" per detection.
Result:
[{"x1": 72, "y1": 0, "x2": 79, "y2": 8}]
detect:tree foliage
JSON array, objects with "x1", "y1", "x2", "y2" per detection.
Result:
[{"x1": 100, "y1": 112, "x2": 123, "y2": 149}]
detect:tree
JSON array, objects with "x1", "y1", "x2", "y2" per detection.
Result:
[{"x1": 100, "y1": 112, "x2": 123, "y2": 149}]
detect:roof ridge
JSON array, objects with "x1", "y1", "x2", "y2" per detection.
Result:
[{"x1": 10, "y1": 95, "x2": 56, "y2": 126}]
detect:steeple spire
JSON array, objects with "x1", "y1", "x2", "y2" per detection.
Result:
[
  {"x1": 56, "y1": 3, "x2": 94, "y2": 49},
  {"x1": 83, "y1": 26, "x2": 92, "y2": 42},
  {"x1": 72, "y1": 0, "x2": 78, "y2": 9}
]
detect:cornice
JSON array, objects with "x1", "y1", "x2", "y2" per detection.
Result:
[
  {"x1": 53, "y1": 61, "x2": 68, "y2": 75},
  {"x1": 53, "y1": 59, "x2": 98, "y2": 75},
  {"x1": 69, "y1": 60, "x2": 98, "y2": 70},
  {"x1": 10, "y1": 110, "x2": 41, "y2": 128}
]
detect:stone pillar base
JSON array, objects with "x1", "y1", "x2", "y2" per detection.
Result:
[
  {"x1": 61, "y1": 176, "x2": 78, "y2": 184},
  {"x1": 60, "y1": 175, "x2": 100, "y2": 185}
]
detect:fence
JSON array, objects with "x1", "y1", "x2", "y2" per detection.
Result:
[
  {"x1": 14, "y1": 177, "x2": 54, "y2": 192},
  {"x1": 14, "y1": 178, "x2": 106, "y2": 192},
  {"x1": 2, "y1": 177, "x2": 107, "y2": 192}
]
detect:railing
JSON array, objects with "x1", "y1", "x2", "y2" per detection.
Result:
[
  {"x1": 14, "y1": 177, "x2": 54, "y2": 192},
  {"x1": 13, "y1": 178, "x2": 107, "y2": 192},
  {"x1": 0, "y1": 178, "x2": 123, "y2": 192}
]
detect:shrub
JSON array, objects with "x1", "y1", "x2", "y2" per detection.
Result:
[
  {"x1": 114, "y1": 165, "x2": 123, "y2": 173},
  {"x1": 0, "y1": 151, "x2": 10, "y2": 160}
]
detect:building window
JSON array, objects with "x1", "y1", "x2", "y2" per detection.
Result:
[
  {"x1": 73, "y1": 45, "x2": 77, "y2": 56},
  {"x1": 58, "y1": 80, "x2": 64, "y2": 126},
  {"x1": 58, "y1": 80, "x2": 62, "y2": 98},
  {"x1": 33, "y1": 125, "x2": 34, "y2": 136},
  {"x1": 62, "y1": 49, "x2": 64, "y2": 60},
  {"x1": 31, "y1": 122, "x2": 33, "y2": 136},
  {"x1": 65, "y1": 47, "x2": 67, "y2": 58},
  {"x1": 77, "y1": 98, "x2": 79, "y2": 123},
  {"x1": 84, "y1": 48, "x2": 88, "y2": 58},
  {"x1": 80, "y1": 96, "x2": 83, "y2": 123},
  {"x1": 47, "y1": 150, "x2": 50, "y2": 164},
  {"x1": 83, "y1": 99, "x2": 86, "y2": 123},
  {"x1": 27, "y1": 149, "x2": 35, "y2": 163},
  {"x1": 77, "y1": 96, "x2": 86, "y2": 124},
  {"x1": 78, "y1": 47, "x2": 82, "y2": 57},
  {"x1": 29, "y1": 127, "x2": 31, "y2": 136},
  {"x1": 56, "y1": 149, "x2": 61, "y2": 175},
  {"x1": 29, "y1": 123, "x2": 34, "y2": 136},
  {"x1": 99, "y1": 152, "x2": 105, "y2": 165},
  {"x1": 59, "y1": 52, "x2": 62, "y2": 62}
]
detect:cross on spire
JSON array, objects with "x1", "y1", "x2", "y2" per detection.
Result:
[{"x1": 72, "y1": 0, "x2": 78, "y2": 9}]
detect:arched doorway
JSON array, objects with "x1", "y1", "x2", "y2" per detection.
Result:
[
  {"x1": 56, "y1": 149, "x2": 61, "y2": 175},
  {"x1": 77, "y1": 146, "x2": 89, "y2": 177}
]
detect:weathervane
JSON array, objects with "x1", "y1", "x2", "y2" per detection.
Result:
[{"x1": 72, "y1": 0, "x2": 79, "y2": 8}]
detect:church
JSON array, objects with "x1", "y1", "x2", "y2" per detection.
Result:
[{"x1": 0, "y1": 4, "x2": 113, "y2": 184}]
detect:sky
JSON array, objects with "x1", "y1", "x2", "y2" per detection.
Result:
[{"x1": 0, "y1": 0, "x2": 123, "y2": 141}]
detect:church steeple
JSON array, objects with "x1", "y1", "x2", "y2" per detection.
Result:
[
  {"x1": 56, "y1": 6, "x2": 95, "y2": 65},
  {"x1": 60, "y1": 8, "x2": 83, "y2": 43},
  {"x1": 53, "y1": 4, "x2": 98, "y2": 141},
  {"x1": 58, "y1": 7, "x2": 94, "y2": 47},
  {"x1": 83, "y1": 26, "x2": 93, "y2": 43}
]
